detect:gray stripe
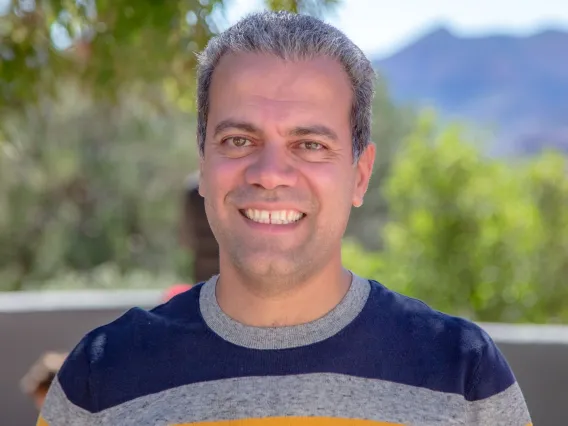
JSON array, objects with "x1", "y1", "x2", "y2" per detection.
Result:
[
  {"x1": 41, "y1": 376, "x2": 97, "y2": 425},
  {"x1": 468, "y1": 381, "x2": 532, "y2": 425},
  {"x1": 42, "y1": 373, "x2": 530, "y2": 425},
  {"x1": 199, "y1": 272, "x2": 371, "y2": 349}
]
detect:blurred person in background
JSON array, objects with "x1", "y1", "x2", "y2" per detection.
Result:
[
  {"x1": 162, "y1": 283, "x2": 193, "y2": 302},
  {"x1": 160, "y1": 171, "x2": 220, "y2": 302},
  {"x1": 20, "y1": 352, "x2": 68, "y2": 412},
  {"x1": 37, "y1": 11, "x2": 532, "y2": 426},
  {"x1": 180, "y1": 171, "x2": 220, "y2": 282}
]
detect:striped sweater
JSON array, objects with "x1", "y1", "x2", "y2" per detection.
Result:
[{"x1": 38, "y1": 273, "x2": 532, "y2": 425}]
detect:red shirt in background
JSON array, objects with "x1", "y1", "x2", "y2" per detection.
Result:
[{"x1": 162, "y1": 284, "x2": 193, "y2": 302}]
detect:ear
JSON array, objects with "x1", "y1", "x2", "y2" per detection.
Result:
[{"x1": 352, "y1": 142, "x2": 376, "y2": 208}]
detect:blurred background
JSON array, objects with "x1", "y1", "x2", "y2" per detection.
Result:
[{"x1": 1, "y1": 0, "x2": 567, "y2": 424}]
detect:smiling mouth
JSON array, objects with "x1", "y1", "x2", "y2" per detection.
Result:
[{"x1": 240, "y1": 209, "x2": 306, "y2": 225}]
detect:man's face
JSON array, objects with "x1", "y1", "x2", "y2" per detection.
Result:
[{"x1": 199, "y1": 52, "x2": 374, "y2": 285}]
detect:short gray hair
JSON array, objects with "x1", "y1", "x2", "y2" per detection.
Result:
[{"x1": 196, "y1": 10, "x2": 376, "y2": 161}]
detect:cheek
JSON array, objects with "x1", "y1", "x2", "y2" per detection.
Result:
[
  {"x1": 202, "y1": 156, "x2": 243, "y2": 201},
  {"x1": 307, "y1": 163, "x2": 355, "y2": 206}
]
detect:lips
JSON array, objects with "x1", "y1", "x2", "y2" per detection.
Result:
[{"x1": 241, "y1": 209, "x2": 305, "y2": 225}]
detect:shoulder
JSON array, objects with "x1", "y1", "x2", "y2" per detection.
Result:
[
  {"x1": 55, "y1": 283, "x2": 206, "y2": 412},
  {"x1": 362, "y1": 280, "x2": 516, "y2": 400},
  {"x1": 366, "y1": 279, "x2": 493, "y2": 346}
]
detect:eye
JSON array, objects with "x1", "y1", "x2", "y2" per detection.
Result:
[
  {"x1": 299, "y1": 141, "x2": 325, "y2": 151},
  {"x1": 224, "y1": 136, "x2": 252, "y2": 148}
]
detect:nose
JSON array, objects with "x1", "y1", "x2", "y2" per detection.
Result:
[{"x1": 244, "y1": 144, "x2": 298, "y2": 190}]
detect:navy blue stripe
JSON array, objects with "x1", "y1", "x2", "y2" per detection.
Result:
[{"x1": 59, "y1": 281, "x2": 515, "y2": 413}]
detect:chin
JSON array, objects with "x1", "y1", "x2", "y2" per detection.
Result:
[
  {"x1": 235, "y1": 254, "x2": 305, "y2": 282},
  {"x1": 243, "y1": 258, "x2": 294, "y2": 277}
]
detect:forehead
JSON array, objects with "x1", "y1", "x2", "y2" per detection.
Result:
[{"x1": 207, "y1": 52, "x2": 352, "y2": 130}]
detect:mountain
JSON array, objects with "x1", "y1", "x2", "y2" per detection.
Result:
[{"x1": 373, "y1": 26, "x2": 568, "y2": 156}]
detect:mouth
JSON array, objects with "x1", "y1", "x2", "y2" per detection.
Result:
[{"x1": 239, "y1": 208, "x2": 306, "y2": 225}]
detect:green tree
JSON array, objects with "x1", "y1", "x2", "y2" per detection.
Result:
[
  {"x1": 0, "y1": 88, "x2": 198, "y2": 291},
  {"x1": 523, "y1": 151, "x2": 568, "y2": 321},
  {"x1": 344, "y1": 112, "x2": 568, "y2": 324},
  {"x1": 0, "y1": 0, "x2": 339, "y2": 116}
]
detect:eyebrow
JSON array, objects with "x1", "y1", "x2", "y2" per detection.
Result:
[
  {"x1": 289, "y1": 125, "x2": 338, "y2": 142},
  {"x1": 213, "y1": 119, "x2": 338, "y2": 142},
  {"x1": 213, "y1": 120, "x2": 261, "y2": 138}
]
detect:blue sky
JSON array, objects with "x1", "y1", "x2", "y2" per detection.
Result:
[{"x1": 222, "y1": 0, "x2": 568, "y2": 57}]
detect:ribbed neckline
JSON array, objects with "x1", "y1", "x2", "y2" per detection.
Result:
[{"x1": 199, "y1": 272, "x2": 370, "y2": 350}]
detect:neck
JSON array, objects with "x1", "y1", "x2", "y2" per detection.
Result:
[{"x1": 215, "y1": 254, "x2": 352, "y2": 327}]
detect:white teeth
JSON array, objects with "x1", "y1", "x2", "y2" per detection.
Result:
[{"x1": 244, "y1": 209, "x2": 303, "y2": 225}]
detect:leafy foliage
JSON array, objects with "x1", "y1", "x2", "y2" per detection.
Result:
[
  {"x1": 0, "y1": 88, "x2": 198, "y2": 291},
  {"x1": 0, "y1": 0, "x2": 339, "y2": 116},
  {"x1": 343, "y1": 112, "x2": 568, "y2": 323}
]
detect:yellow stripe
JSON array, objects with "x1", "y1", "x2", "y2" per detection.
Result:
[
  {"x1": 36, "y1": 416, "x2": 49, "y2": 426},
  {"x1": 174, "y1": 418, "x2": 401, "y2": 425},
  {"x1": 36, "y1": 415, "x2": 531, "y2": 425}
]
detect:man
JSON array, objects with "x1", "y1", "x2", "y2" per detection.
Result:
[
  {"x1": 20, "y1": 351, "x2": 68, "y2": 411},
  {"x1": 38, "y1": 11, "x2": 532, "y2": 426}
]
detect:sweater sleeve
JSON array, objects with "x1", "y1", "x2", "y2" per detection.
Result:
[
  {"x1": 465, "y1": 333, "x2": 532, "y2": 426},
  {"x1": 37, "y1": 335, "x2": 99, "y2": 426}
]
